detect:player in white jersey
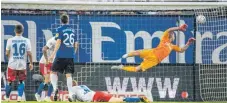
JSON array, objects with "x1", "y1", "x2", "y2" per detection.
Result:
[
  {"x1": 5, "y1": 25, "x2": 33, "y2": 102},
  {"x1": 35, "y1": 37, "x2": 56, "y2": 102},
  {"x1": 70, "y1": 81, "x2": 150, "y2": 103}
]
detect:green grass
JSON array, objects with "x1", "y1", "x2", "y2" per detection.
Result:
[{"x1": 1, "y1": 101, "x2": 227, "y2": 103}]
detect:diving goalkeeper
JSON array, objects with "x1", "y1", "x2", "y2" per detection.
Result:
[{"x1": 111, "y1": 24, "x2": 195, "y2": 72}]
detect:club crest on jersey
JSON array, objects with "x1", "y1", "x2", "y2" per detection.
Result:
[{"x1": 55, "y1": 33, "x2": 59, "y2": 37}]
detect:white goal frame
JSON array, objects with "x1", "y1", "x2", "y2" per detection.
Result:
[{"x1": 1, "y1": 0, "x2": 227, "y2": 11}]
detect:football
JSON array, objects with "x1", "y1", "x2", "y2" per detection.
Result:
[{"x1": 196, "y1": 15, "x2": 206, "y2": 24}]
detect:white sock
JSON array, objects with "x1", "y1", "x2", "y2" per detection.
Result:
[
  {"x1": 67, "y1": 77, "x2": 73, "y2": 97},
  {"x1": 122, "y1": 54, "x2": 129, "y2": 58},
  {"x1": 50, "y1": 73, "x2": 58, "y2": 91}
]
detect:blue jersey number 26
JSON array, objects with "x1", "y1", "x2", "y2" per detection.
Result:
[
  {"x1": 63, "y1": 33, "x2": 75, "y2": 46},
  {"x1": 12, "y1": 43, "x2": 26, "y2": 56}
]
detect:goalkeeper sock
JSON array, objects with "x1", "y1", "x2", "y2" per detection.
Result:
[
  {"x1": 66, "y1": 77, "x2": 73, "y2": 97},
  {"x1": 5, "y1": 82, "x2": 12, "y2": 98},
  {"x1": 123, "y1": 97, "x2": 141, "y2": 102},
  {"x1": 50, "y1": 73, "x2": 58, "y2": 91},
  {"x1": 122, "y1": 52, "x2": 134, "y2": 58},
  {"x1": 122, "y1": 66, "x2": 137, "y2": 72},
  {"x1": 17, "y1": 81, "x2": 25, "y2": 97},
  {"x1": 47, "y1": 83, "x2": 53, "y2": 97},
  {"x1": 36, "y1": 82, "x2": 45, "y2": 95}
]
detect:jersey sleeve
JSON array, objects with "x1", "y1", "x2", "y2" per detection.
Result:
[
  {"x1": 55, "y1": 28, "x2": 63, "y2": 40},
  {"x1": 161, "y1": 30, "x2": 170, "y2": 41},
  {"x1": 6, "y1": 39, "x2": 11, "y2": 50},
  {"x1": 172, "y1": 45, "x2": 181, "y2": 52},
  {"x1": 46, "y1": 38, "x2": 55, "y2": 48},
  {"x1": 26, "y1": 39, "x2": 32, "y2": 51}
]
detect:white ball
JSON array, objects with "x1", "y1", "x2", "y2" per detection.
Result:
[{"x1": 196, "y1": 15, "x2": 206, "y2": 24}]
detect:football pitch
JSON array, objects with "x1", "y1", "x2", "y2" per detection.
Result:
[{"x1": 1, "y1": 101, "x2": 227, "y2": 103}]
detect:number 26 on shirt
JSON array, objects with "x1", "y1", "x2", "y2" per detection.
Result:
[{"x1": 63, "y1": 33, "x2": 75, "y2": 46}]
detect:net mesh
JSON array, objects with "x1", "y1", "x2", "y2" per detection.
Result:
[
  {"x1": 1, "y1": 2, "x2": 227, "y2": 102},
  {"x1": 195, "y1": 7, "x2": 227, "y2": 101}
]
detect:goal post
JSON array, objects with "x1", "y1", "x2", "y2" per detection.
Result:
[{"x1": 1, "y1": 0, "x2": 227, "y2": 102}]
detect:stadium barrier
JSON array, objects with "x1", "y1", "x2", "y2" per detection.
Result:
[{"x1": 1, "y1": 62, "x2": 203, "y2": 101}]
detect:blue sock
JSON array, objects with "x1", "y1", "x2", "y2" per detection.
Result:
[
  {"x1": 36, "y1": 82, "x2": 45, "y2": 95},
  {"x1": 123, "y1": 97, "x2": 141, "y2": 102},
  {"x1": 17, "y1": 81, "x2": 25, "y2": 97},
  {"x1": 47, "y1": 83, "x2": 53, "y2": 97},
  {"x1": 5, "y1": 83, "x2": 12, "y2": 98}
]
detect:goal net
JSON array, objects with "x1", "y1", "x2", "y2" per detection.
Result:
[
  {"x1": 195, "y1": 7, "x2": 227, "y2": 101},
  {"x1": 1, "y1": 1, "x2": 227, "y2": 102}
]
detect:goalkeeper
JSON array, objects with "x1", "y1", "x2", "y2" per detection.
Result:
[{"x1": 111, "y1": 24, "x2": 195, "y2": 72}]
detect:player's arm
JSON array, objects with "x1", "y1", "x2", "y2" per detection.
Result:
[
  {"x1": 162, "y1": 24, "x2": 188, "y2": 40},
  {"x1": 43, "y1": 38, "x2": 55, "y2": 64},
  {"x1": 173, "y1": 37, "x2": 196, "y2": 53},
  {"x1": 5, "y1": 39, "x2": 11, "y2": 59},
  {"x1": 49, "y1": 32, "x2": 62, "y2": 62},
  {"x1": 27, "y1": 39, "x2": 33, "y2": 70},
  {"x1": 167, "y1": 24, "x2": 188, "y2": 33},
  {"x1": 74, "y1": 42, "x2": 79, "y2": 53},
  {"x1": 5, "y1": 50, "x2": 10, "y2": 59},
  {"x1": 42, "y1": 46, "x2": 49, "y2": 64},
  {"x1": 50, "y1": 39, "x2": 61, "y2": 62}
]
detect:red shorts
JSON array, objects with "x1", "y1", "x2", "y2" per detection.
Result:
[
  {"x1": 7, "y1": 67, "x2": 26, "y2": 82},
  {"x1": 39, "y1": 63, "x2": 52, "y2": 75},
  {"x1": 92, "y1": 91, "x2": 112, "y2": 102}
]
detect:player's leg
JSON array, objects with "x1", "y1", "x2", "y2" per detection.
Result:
[
  {"x1": 17, "y1": 70, "x2": 26, "y2": 102},
  {"x1": 5, "y1": 68, "x2": 16, "y2": 101},
  {"x1": 65, "y1": 58, "x2": 75, "y2": 101},
  {"x1": 44, "y1": 68, "x2": 53, "y2": 102},
  {"x1": 46, "y1": 63, "x2": 53, "y2": 101},
  {"x1": 111, "y1": 49, "x2": 150, "y2": 71},
  {"x1": 109, "y1": 96, "x2": 150, "y2": 103},
  {"x1": 109, "y1": 97, "x2": 141, "y2": 102},
  {"x1": 50, "y1": 58, "x2": 62, "y2": 101},
  {"x1": 45, "y1": 83, "x2": 53, "y2": 101},
  {"x1": 111, "y1": 59, "x2": 157, "y2": 72},
  {"x1": 122, "y1": 50, "x2": 141, "y2": 58},
  {"x1": 50, "y1": 71, "x2": 58, "y2": 101},
  {"x1": 36, "y1": 63, "x2": 53, "y2": 102},
  {"x1": 5, "y1": 81, "x2": 12, "y2": 101},
  {"x1": 93, "y1": 91, "x2": 112, "y2": 102},
  {"x1": 112, "y1": 49, "x2": 158, "y2": 72},
  {"x1": 35, "y1": 63, "x2": 45, "y2": 101}
]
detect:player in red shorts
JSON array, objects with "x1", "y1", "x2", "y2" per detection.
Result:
[
  {"x1": 35, "y1": 37, "x2": 56, "y2": 102},
  {"x1": 5, "y1": 25, "x2": 33, "y2": 102},
  {"x1": 69, "y1": 80, "x2": 150, "y2": 103}
]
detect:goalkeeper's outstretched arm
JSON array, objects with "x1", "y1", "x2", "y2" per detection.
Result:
[
  {"x1": 179, "y1": 37, "x2": 196, "y2": 53},
  {"x1": 167, "y1": 24, "x2": 188, "y2": 33}
]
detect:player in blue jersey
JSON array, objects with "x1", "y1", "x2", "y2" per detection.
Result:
[{"x1": 49, "y1": 14, "x2": 79, "y2": 101}]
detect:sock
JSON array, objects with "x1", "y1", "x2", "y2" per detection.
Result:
[
  {"x1": 50, "y1": 73, "x2": 58, "y2": 91},
  {"x1": 122, "y1": 66, "x2": 137, "y2": 72},
  {"x1": 123, "y1": 97, "x2": 141, "y2": 102},
  {"x1": 47, "y1": 83, "x2": 53, "y2": 97},
  {"x1": 66, "y1": 77, "x2": 73, "y2": 96},
  {"x1": 36, "y1": 82, "x2": 45, "y2": 95},
  {"x1": 5, "y1": 82, "x2": 12, "y2": 98},
  {"x1": 128, "y1": 52, "x2": 134, "y2": 57},
  {"x1": 17, "y1": 81, "x2": 25, "y2": 97}
]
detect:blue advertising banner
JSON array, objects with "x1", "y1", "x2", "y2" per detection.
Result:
[{"x1": 1, "y1": 14, "x2": 226, "y2": 64}]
